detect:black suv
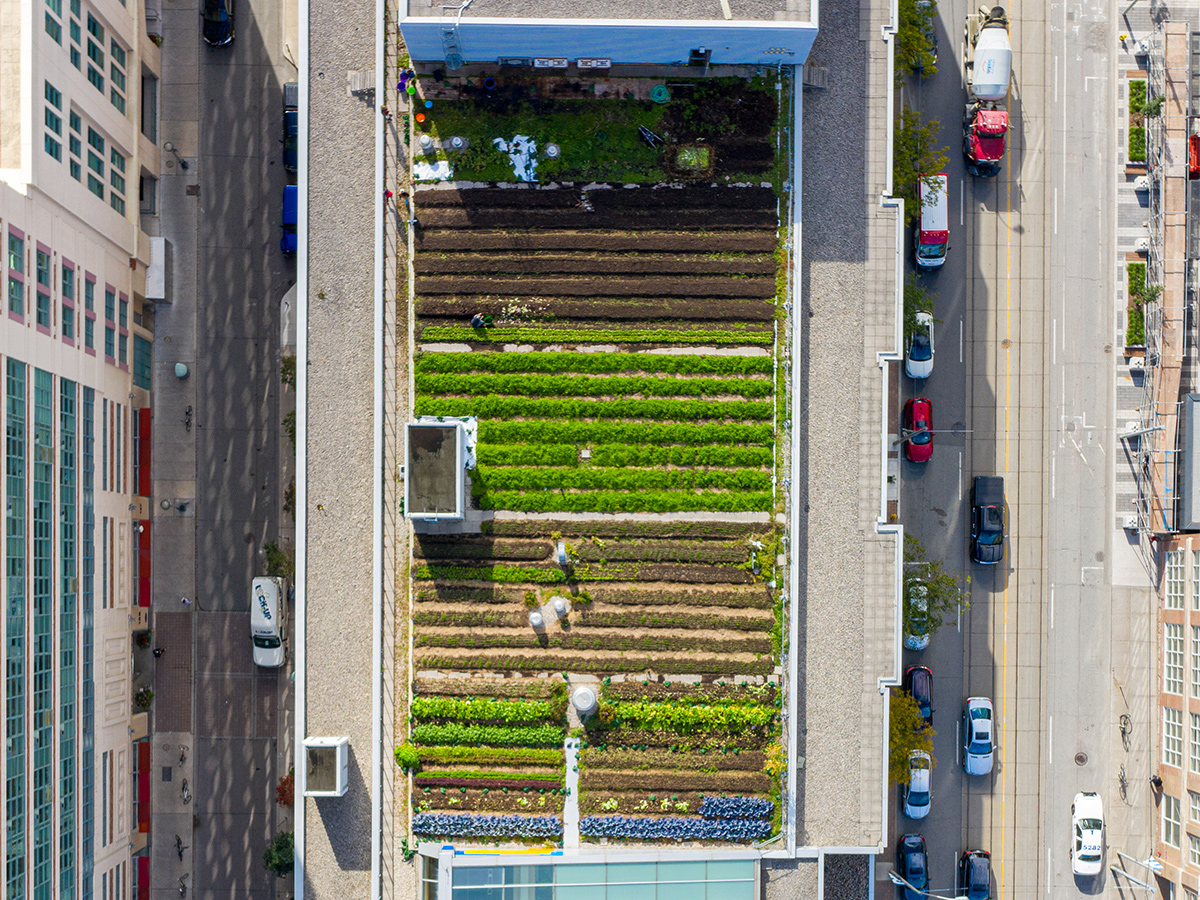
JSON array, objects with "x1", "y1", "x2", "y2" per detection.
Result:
[
  {"x1": 959, "y1": 849, "x2": 991, "y2": 900},
  {"x1": 201, "y1": 0, "x2": 233, "y2": 47},
  {"x1": 970, "y1": 476, "x2": 1005, "y2": 564}
]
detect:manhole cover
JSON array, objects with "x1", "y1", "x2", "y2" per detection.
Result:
[
  {"x1": 1075, "y1": 752, "x2": 1088, "y2": 766},
  {"x1": 1001, "y1": 338, "x2": 1012, "y2": 349}
]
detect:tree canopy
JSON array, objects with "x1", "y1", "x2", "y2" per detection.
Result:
[{"x1": 889, "y1": 689, "x2": 936, "y2": 786}]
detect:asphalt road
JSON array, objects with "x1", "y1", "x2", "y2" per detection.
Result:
[
  {"x1": 897, "y1": 0, "x2": 1116, "y2": 897},
  {"x1": 189, "y1": 0, "x2": 295, "y2": 895}
]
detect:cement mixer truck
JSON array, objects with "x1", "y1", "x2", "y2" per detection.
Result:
[{"x1": 963, "y1": 5, "x2": 1011, "y2": 177}]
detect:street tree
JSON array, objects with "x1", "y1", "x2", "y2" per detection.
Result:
[
  {"x1": 896, "y1": 0, "x2": 938, "y2": 81},
  {"x1": 904, "y1": 534, "x2": 969, "y2": 639},
  {"x1": 889, "y1": 689, "x2": 935, "y2": 786},
  {"x1": 893, "y1": 106, "x2": 949, "y2": 227},
  {"x1": 903, "y1": 274, "x2": 936, "y2": 343}
]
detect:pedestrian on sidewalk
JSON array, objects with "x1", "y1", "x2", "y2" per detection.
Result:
[
  {"x1": 180, "y1": 596, "x2": 191, "y2": 607},
  {"x1": 153, "y1": 647, "x2": 166, "y2": 658},
  {"x1": 1150, "y1": 773, "x2": 1164, "y2": 790}
]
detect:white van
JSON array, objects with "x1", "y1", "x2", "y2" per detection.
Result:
[
  {"x1": 250, "y1": 576, "x2": 286, "y2": 668},
  {"x1": 914, "y1": 173, "x2": 949, "y2": 269}
]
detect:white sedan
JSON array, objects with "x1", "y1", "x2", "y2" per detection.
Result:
[
  {"x1": 1071, "y1": 792, "x2": 1104, "y2": 876},
  {"x1": 905, "y1": 311, "x2": 934, "y2": 379},
  {"x1": 903, "y1": 750, "x2": 932, "y2": 819}
]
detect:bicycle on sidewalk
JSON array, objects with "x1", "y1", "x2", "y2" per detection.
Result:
[{"x1": 1119, "y1": 714, "x2": 1132, "y2": 752}]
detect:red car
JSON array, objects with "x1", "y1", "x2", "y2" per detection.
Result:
[{"x1": 904, "y1": 398, "x2": 933, "y2": 463}]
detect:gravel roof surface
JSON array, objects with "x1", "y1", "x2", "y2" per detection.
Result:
[
  {"x1": 404, "y1": 0, "x2": 809, "y2": 21},
  {"x1": 794, "y1": 0, "x2": 896, "y2": 849},
  {"x1": 302, "y1": 0, "x2": 381, "y2": 891}
]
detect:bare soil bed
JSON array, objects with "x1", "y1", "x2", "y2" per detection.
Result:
[
  {"x1": 413, "y1": 253, "x2": 777, "y2": 276},
  {"x1": 416, "y1": 297, "x2": 776, "y2": 323},
  {"x1": 416, "y1": 275, "x2": 776, "y2": 298},
  {"x1": 415, "y1": 230, "x2": 778, "y2": 254}
]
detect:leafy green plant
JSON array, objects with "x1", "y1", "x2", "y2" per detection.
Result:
[
  {"x1": 133, "y1": 687, "x2": 154, "y2": 709},
  {"x1": 411, "y1": 722, "x2": 565, "y2": 747},
  {"x1": 1127, "y1": 307, "x2": 1145, "y2": 346},
  {"x1": 417, "y1": 351, "x2": 774, "y2": 377},
  {"x1": 472, "y1": 466, "x2": 772, "y2": 494},
  {"x1": 897, "y1": 0, "x2": 938, "y2": 80},
  {"x1": 1128, "y1": 262, "x2": 1146, "y2": 303},
  {"x1": 477, "y1": 490, "x2": 774, "y2": 514},
  {"x1": 417, "y1": 397, "x2": 772, "y2": 423},
  {"x1": 416, "y1": 632, "x2": 772, "y2": 655},
  {"x1": 282, "y1": 409, "x2": 296, "y2": 451},
  {"x1": 412, "y1": 563, "x2": 566, "y2": 584},
  {"x1": 415, "y1": 653, "x2": 775, "y2": 677},
  {"x1": 263, "y1": 831, "x2": 295, "y2": 877},
  {"x1": 419, "y1": 769, "x2": 564, "y2": 783},
  {"x1": 263, "y1": 540, "x2": 295, "y2": 579},
  {"x1": 1129, "y1": 79, "x2": 1146, "y2": 116},
  {"x1": 893, "y1": 105, "x2": 949, "y2": 226},
  {"x1": 594, "y1": 700, "x2": 777, "y2": 734},
  {"x1": 479, "y1": 421, "x2": 773, "y2": 447},
  {"x1": 280, "y1": 354, "x2": 297, "y2": 388},
  {"x1": 1130, "y1": 126, "x2": 1147, "y2": 163},
  {"x1": 585, "y1": 444, "x2": 773, "y2": 468},
  {"x1": 475, "y1": 445, "x2": 580, "y2": 467},
  {"x1": 416, "y1": 745, "x2": 563, "y2": 767},
  {"x1": 394, "y1": 743, "x2": 421, "y2": 771},
  {"x1": 903, "y1": 534, "x2": 968, "y2": 638},
  {"x1": 418, "y1": 372, "x2": 771, "y2": 400},
  {"x1": 411, "y1": 697, "x2": 561, "y2": 723},
  {"x1": 419, "y1": 326, "x2": 772, "y2": 345}
]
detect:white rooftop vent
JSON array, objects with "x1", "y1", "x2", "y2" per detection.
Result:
[
  {"x1": 304, "y1": 736, "x2": 350, "y2": 797},
  {"x1": 571, "y1": 686, "x2": 598, "y2": 717}
]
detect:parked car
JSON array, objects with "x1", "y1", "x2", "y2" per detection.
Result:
[
  {"x1": 906, "y1": 311, "x2": 934, "y2": 379},
  {"x1": 962, "y1": 697, "x2": 994, "y2": 775},
  {"x1": 902, "y1": 750, "x2": 932, "y2": 819},
  {"x1": 906, "y1": 665, "x2": 933, "y2": 726},
  {"x1": 903, "y1": 397, "x2": 934, "y2": 462},
  {"x1": 1071, "y1": 792, "x2": 1104, "y2": 876},
  {"x1": 283, "y1": 82, "x2": 299, "y2": 173},
  {"x1": 896, "y1": 834, "x2": 929, "y2": 900},
  {"x1": 201, "y1": 0, "x2": 234, "y2": 46},
  {"x1": 281, "y1": 185, "x2": 297, "y2": 255},
  {"x1": 970, "y1": 475, "x2": 1006, "y2": 564},
  {"x1": 959, "y1": 849, "x2": 992, "y2": 900},
  {"x1": 904, "y1": 578, "x2": 931, "y2": 651}
]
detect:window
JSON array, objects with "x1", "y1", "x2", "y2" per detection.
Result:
[
  {"x1": 1167, "y1": 707, "x2": 1184, "y2": 768},
  {"x1": 1187, "y1": 888, "x2": 1198, "y2": 900},
  {"x1": 1165, "y1": 794, "x2": 1182, "y2": 847},
  {"x1": 8, "y1": 233, "x2": 24, "y2": 273},
  {"x1": 1168, "y1": 549, "x2": 1186, "y2": 609},
  {"x1": 109, "y1": 149, "x2": 125, "y2": 215},
  {"x1": 84, "y1": 317, "x2": 94, "y2": 350},
  {"x1": 104, "y1": 326, "x2": 114, "y2": 359},
  {"x1": 141, "y1": 73, "x2": 158, "y2": 143},
  {"x1": 133, "y1": 336, "x2": 151, "y2": 390},
  {"x1": 45, "y1": 12, "x2": 61, "y2": 43},
  {"x1": 139, "y1": 175, "x2": 157, "y2": 214},
  {"x1": 104, "y1": 289, "x2": 114, "y2": 322},
  {"x1": 117, "y1": 296, "x2": 127, "y2": 363},
  {"x1": 1192, "y1": 712, "x2": 1200, "y2": 774},
  {"x1": 44, "y1": 136, "x2": 62, "y2": 161},
  {"x1": 87, "y1": 151, "x2": 102, "y2": 176},
  {"x1": 1168, "y1": 624, "x2": 1185, "y2": 693},
  {"x1": 87, "y1": 174, "x2": 103, "y2": 199},
  {"x1": 46, "y1": 0, "x2": 60, "y2": 15},
  {"x1": 86, "y1": 12, "x2": 103, "y2": 40},
  {"x1": 69, "y1": 18, "x2": 79, "y2": 41},
  {"x1": 1192, "y1": 790, "x2": 1200, "y2": 821},
  {"x1": 1191, "y1": 833, "x2": 1200, "y2": 867},
  {"x1": 44, "y1": 108, "x2": 61, "y2": 136},
  {"x1": 62, "y1": 265, "x2": 73, "y2": 304},
  {"x1": 70, "y1": 46, "x2": 80, "y2": 69},
  {"x1": 62, "y1": 305, "x2": 74, "y2": 341},
  {"x1": 8, "y1": 234, "x2": 24, "y2": 318},
  {"x1": 1194, "y1": 626, "x2": 1200, "y2": 699},
  {"x1": 1194, "y1": 551, "x2": 1200, "y2": 609},
  {"x1": 36, "y1": 293, "x2": 49, "y2": 329},
  {"x1": 84, "y1": 279, "x2": 93, "y2": 312},
  {"x1": 35, "y1": 251, "x2": 50, "y2": 288},
  {"x1": 109, "y1": 42, "x2": 125, "y2": 114},
  {"x1": 87, "y1": 127, "x2": 104, "y2": 154},
  {"x1": 87, "y1": 65, "x2": 103, "y2": 93}
]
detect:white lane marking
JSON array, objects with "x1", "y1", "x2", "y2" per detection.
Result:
[
  {"x1": 1048, "y1": 715, "x2": 1053, "y2": 761},
  {"x1": 956, "y1": 719, "x2": 961, "y2": 768},
  {"x1": 1046, "y1": 846, "x2": 1052, "y2": 894},
  {"x1": 1051, "y1": 453, "x2": 1056, "y2": 499},
  {"x1": 1050, "y1": 585, "x2": 1055, "y2": 629},
  {"x1": 960, "y1": 179, "x2": 965, "y2": 226},
  {"x1": 960, "y1": 318, "x2": 964, "y2": 363},
  {"x1": 1052, "y1": 318, "x2": 1056, "y2": 366},
  {"x1": 1054, "y1": 55, "x2": 1058, "y2": 104},
  {"x1": 1053, "y1": 187, "x2": 1057, "y2": 235},
  {"x1": 958, "y1": 451, "x2": 963, "y2": 499}
]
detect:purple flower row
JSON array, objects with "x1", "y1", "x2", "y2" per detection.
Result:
[
  {"x1": 579, "y1": 815, "x2": 770, "y2": 842},
  {"x1": 412, "y1": 813, "x2": 563, "y2": 838},
  {"x1": 699, "y1": 796, "x2": 774, "y2": 819}
]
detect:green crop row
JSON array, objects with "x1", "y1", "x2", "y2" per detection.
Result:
[
  {"x1": 414, "y1": 609, "x2": 767, "y2": 633},
  {"x1": 420, "y1": 326, "x2": 774, "y2": 345},
  {"x1": 419, "y1": 769, "x2": 565, "y2": 783},
  {"x1": 412, "y1": 696, "x2": 561, "y2": 723},
  {"x1": 416, "y1": 351, "x2": 775, "y2": 377},
  {"x1": 411, "y1": 722, "x2": 565, "y2": 748},
  {"x1": 417, "y1": 373, "x2": 772, "y2": 400},
  {"x1": 413, "y1": 564, "x2": 566, "y2": 584},
  {"x1": 476, "y1": 445, "x2": 581, "y2": 467},
  {"x1": 475, "y1": 444, "x2": 772, "y2": 469},
  {"x1": 598, "y1": 700, "x2": 777, "y2": 735},
  {"x1": 478, "y1": 421, "x2": 773, "y2": 446},
  {"x1": 415, "y1": 397, "x2": 772, "y2": 422},
  {"x1": 415, "y1": 653, "x2": 777, "y2": 676},
  {"x1": 478, "y1": 490, "x2": 774, "y2": 513},
  {"x1": 417, "y1": 745, "x2": 564, "y2": 767},
  {"x1": 472, "y1": 466, "x2": 773, "y2": 494}
]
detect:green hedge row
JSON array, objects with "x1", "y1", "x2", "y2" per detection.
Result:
[
  {"x1": 588, "y1": 444, "x2": 773, "y2": 468},
  {"x1": 415, "y1": 653, "x2": 777, "y2": 676},
  {"x1": 417, "y1": 373, "x2": 772, "y2": 400},
  {"x1": 419, "y1": 769, "x2": 565, "y2": 784},
  {"x1": 483, "y1": 520, "x2": 766, "y2": 539},
  {"x1": 413, "y1": 609, "x2": 768, "y2": 633},
  {"x1": 478, "y1": 421, "x2": 773, "y2": 447},
  {"x1": 416, "y1": 351, "x2": 774, "y2": 376},
  {"x1": 412, "y1": 696, "x2": 561, "y2": 723},
  {"x1": 476, "y1": 445, "x2": 581, "y2": 467},
  {"x1": 478, "y1": 490, "x2": 774, "y2": 513},
  {"x1": 472, "y1": 465, "x2": 772, "y2": 493},
  {"x1": 420, "y1": 326, "x2": 774, "y2": 345},
  {"x1": 417, "y1": 745, "x2": 563, "y2": 767},
  {"x1": 416, "y1": 397, "x2": 772, "y2": 422},
  {"x1": 598, "y1": 700, "x2": 776, "y2": 734},
  {"x1": 411, "y1": 722, "x2": 565, "y2": 747}
]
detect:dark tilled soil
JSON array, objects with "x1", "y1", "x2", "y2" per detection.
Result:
[
  {"x1": 416, "y1": 276, "x2": 777, "y2": 298},
  {"x1": 416, "y1": 297, "x2": 777, "y2": 322},
  {"x1": 414, "y1": 186, "x2": 776, "y2": 212},
  {"x1": 578, "y1": 770, "x2": 773, "y2": 792},
  {"x1": 415, "y1": 230, "x2": 778, "y2": 253},
  {"x1": 413, "y1": 254, "x2": 777, "y2": 276},
  {"x1": 416, "y1": 318, "x2": 774, "y2": 336},
  {"x1": 415, "y1": 209, "x2": 778, "y2": 230}
]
